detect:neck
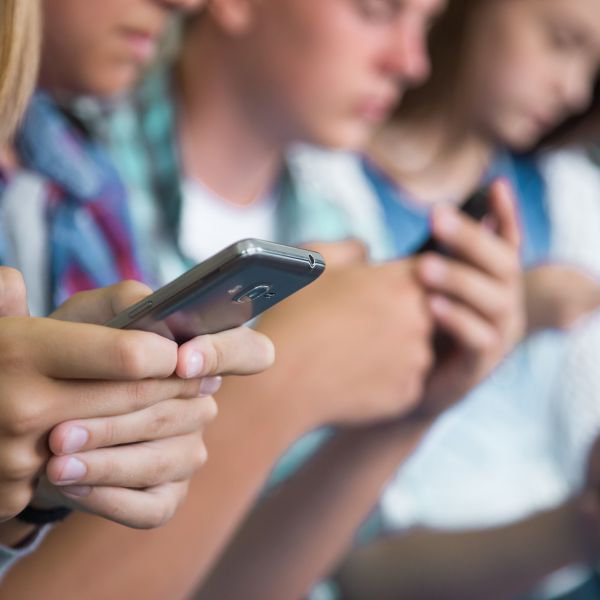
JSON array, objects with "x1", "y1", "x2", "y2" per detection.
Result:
[
  {"x1": 369, "y1": 110, "x2": 497, "y2": 205},
  {"x1": 176, "y1": 23, "x2": 283, "y2": 207}
]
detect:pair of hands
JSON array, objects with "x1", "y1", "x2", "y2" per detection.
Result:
[
  {"x1": 256, "y1": 179, "x2": 524, "y2": 430},
  {"x1": 0, "y1": 270, "x2": 274, "y2": 530}
]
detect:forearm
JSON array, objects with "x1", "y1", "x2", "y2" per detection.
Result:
[
  {"x1": 337, "y1": 502, "x2": 591, "y2": 600},
  {"x1": 1, "y1": 373, "x2": 310, "y2": 599},
  {"x1": 199, "y1": 419, "x2": 430, "y2": 600}
]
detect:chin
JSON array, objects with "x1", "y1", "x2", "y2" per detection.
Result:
[
  {"x1": 497, "y1": 124, "x2": 540, "y2": 153},
  {"x1": 88, "y1": 66, "x2": 141, "y2": 99},
  {"x1": 309, "y1": 124, "x2": 372, "y2": 152}
]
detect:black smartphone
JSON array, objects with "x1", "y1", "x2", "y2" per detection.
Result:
[
  {"x1": 416, "y1": 186, "x2": 491, "y2": 254},
  {"x1": 105, "y1": 239, "x2": 326, "y2": 343}
]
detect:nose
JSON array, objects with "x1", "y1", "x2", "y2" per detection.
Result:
[{"x1": 380, "y1": 20, "x2": 431, "y2": 87}]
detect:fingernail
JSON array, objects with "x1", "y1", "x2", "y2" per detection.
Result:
[
  {"x1": 61, "y1": 485, "x2": 92, "y2": 498},
  {"x1": 186, "y1": 351, "x2": 205, "y2": 378},
  {"x1": 62, "y1": 427, "x2": 89, "y2": 454},
  {"x1": 200, "y1": 376, "x2": 222, "y2": 396},
  {"x1": 434, "y1": 208, "x2": 460, "y2": 237},
  {"x1": 58, "y1": 457, "x2": 87, "y2": 484},
  {"x1": 421, "y1": 256, "x2": 446, "y2": 283}
]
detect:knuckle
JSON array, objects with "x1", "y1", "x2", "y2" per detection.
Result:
[
  {"x1": 148, "y1": 410, "x2": 174, "y2": 439},
  {"x1": 125, "y1": 380, "x2": 154, "y2": 412},
  {"x1": 206, "y1": 339, "x2": 226, "y2": 376},
  {"x1": 98, "y1": 417, "x2": 118, "y2": 447},
  {"x1": 113, "y1": 280, "x2": 152, "y2": 300},
  {"x1": 180, "y1": 378, "x2": 203, "y2": 399},
  {"x1": 0, "y1": 334, "x2": 29, "y2": 372},
  {"x1": 0, "y1": 267, "x2": 27, "y2": 310},
  {"x1": 146, "y1": 493, "x2": 179, "y2": 529},
  {"x1": 501, "y1": 257, "x2": 521, "y2": 281},
  {"x1": 251, "y1": 332, "x2": 276, "y2": 370},
  {"x1": 1, "y1": 485, "x2": 33, "y2": 519},
  {"x1": 199, "y1": 397, "x2": 218, "y2": 424},
  {"x1": 0, "y1": 399, "x2": 47, "y2": 436},
  {"x1": 489, "y1": 296, "x2": 511, "y2": 321},
  {"x1": 0, "y1": 448, "x2": 42, "y2": 481},
  {"x1": 417, "y1": 344, "x2": 434, "y2": 373},
  {"x1": 478, "y1": 331, "x2": 498, "y2": 354},
  {"x1": 150, "y1": 452, "x2": 172, "y2": 483},
  {"x1": 114, "y1": 334, "x2": 150, "y2": 380},
  {"x1": 192, "y1": 439, "x2": 208, "y2": 470}
]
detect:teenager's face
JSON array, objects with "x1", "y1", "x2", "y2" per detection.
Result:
[
  {"x1": 41, "y1": 0, "x2": 204, "y2": 96},
  {"x1": 465, "y1": 0, "x2": 600, "y2": 150},
  {"x1": 220, "y1": 0, "x2": 445, "y2": 149}
]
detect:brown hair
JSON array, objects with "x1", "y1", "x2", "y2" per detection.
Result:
[
  {"x1": 0, "y1": 0, "x2": 40, "y2": 143},
  {"x1": 395, "y1": 0, "x2": 600, "y2": 150}
]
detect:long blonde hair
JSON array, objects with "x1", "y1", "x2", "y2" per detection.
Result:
[{"x1": 0, "y1": 0, "x2": 40, "y2": 143}]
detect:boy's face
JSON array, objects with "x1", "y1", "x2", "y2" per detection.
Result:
[
  {"x1": 219, "y1": 0, "x2": 445, "y2": 149},
  {"x1": 41, "y1": 0, "x2": 204, "y2": 97}
]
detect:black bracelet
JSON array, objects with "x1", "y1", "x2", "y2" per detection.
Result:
[{"x1": 16, "y1": 505, "x2": 72, "y2": 525}]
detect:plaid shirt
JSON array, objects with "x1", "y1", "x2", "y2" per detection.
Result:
[{"x1": 0, "y1": 93, "x2": 144, "y2": 313}]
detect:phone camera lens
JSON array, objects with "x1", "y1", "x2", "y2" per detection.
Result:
[{"x1": 233, "y1": 284, "x2": 272, "y2": 304}]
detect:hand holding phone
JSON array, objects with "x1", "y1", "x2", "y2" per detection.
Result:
[{"x1": 415, "y1": 179, "x2": 524, "y2": 417}]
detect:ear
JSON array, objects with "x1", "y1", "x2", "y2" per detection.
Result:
[{"x1": 206, "y1": 0, "x2": 259, "y2": 35}]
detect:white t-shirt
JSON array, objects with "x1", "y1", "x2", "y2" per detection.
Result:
[{"x1": 178, "y1": 178, "x2": 277, "y2": 263}]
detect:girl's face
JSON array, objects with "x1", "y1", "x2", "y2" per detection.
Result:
[
  {"x1": 464, "y1": 0, "x2": 600, "y2": 150},
  {"x1": 41, "y1": 0, "x2": 203, "y2": 97},
  {"x1": 215, "y1": 0, "x2": 445, "y2": 149}
]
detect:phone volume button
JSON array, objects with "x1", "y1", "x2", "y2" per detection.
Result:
[{"x1": 128, "y1": 299, "x2": 154, "y2": 319}]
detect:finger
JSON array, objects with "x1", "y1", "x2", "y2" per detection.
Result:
[
  {"x1": 0, "y1": 481, "x2": 33, "y2": 521},
  {"x1": 47, "y1": 433, "x2": 207, "y2": 489},
  {"x1": 488, "y1": 179, "x2": 521, "y2": 250},
  {"x1": 18, "y1": 318, "x2": 178, "y2": 380},
  {"x1": 418, "y1": 254, "x2": 507, "y2": 323},
  {"x1": 59, "y1": 480, "x2": 190, "y2": 529},
  {"x1": 177, "y1": 327, "x2": 275, "y2": 378},
  {"x1": 429, "y1": 294, "x2": 498, "y2": 352},
  {"x1": 55, "y1": 376, "x2": 205, "y2": 422},
  {"x1": 51, "y1": 280, "x2": 153, "y2": 324},
  {"x1": 0, "y1": 268, "x2": 29, "y2": 318},
  {"x1": 49, "y1": 396, "x2": 218, "y2": 455},
  {"x1": 303, "y1": 240, "x2": 368, "y2": 268},
  {"x1": 430, "y1": 205, "x2": 519, "y2": 281}
]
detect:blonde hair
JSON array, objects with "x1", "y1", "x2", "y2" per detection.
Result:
[{"x1": 0, "y1": 0, "x2": 40, "y2": 143}]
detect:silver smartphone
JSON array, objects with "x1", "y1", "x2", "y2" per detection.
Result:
[{"x1": 106, "y1": 239, "x2": 326, "y2": 343}]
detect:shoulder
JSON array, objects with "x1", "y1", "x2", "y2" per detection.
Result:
[
  {"x1": 287, "y1": 145, "x2": 394, "y2": 259},
  {"x1": 539, "y1": 148, "x2": 600, "y2": 273}
]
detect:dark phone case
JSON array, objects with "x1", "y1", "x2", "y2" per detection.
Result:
[
  {"x1": 105, "y1": 239, "x2": 325, "y2": 344},
  {"x1": 416, "y1": 187, "x2": 491, "y2": 254}
]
